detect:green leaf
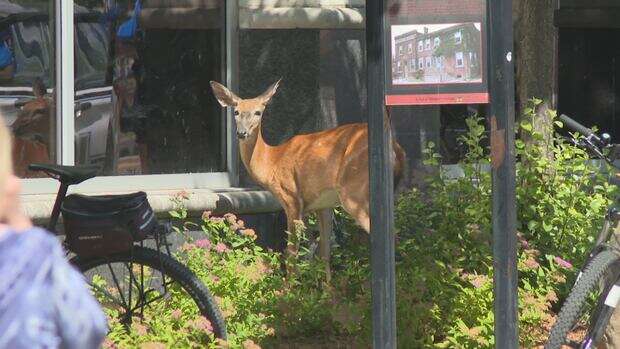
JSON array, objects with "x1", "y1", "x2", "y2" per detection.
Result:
[{"x1": 520, "y1": 121, "x2": 533, "y2": 132}]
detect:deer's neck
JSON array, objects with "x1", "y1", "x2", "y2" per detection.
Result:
[{"x1": 238, "y1": 122, "x2": 271, "y2": 185}]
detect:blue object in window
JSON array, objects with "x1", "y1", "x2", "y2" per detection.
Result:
[
  {"x1": 116, "y1": 0, "x2": 141, "y2": 40},
  {"x1": 101, "y1": 5, "x2": 121, "y2": 26},
  {"x1": 0, "y1": 42, "x2": 13, "y2": 69}
]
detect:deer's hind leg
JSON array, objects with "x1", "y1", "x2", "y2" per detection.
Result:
[
  {"x1": 337, "y1": 178, "x2": 370, "y2": 233},
  {"x1": 317, "y1": 208, "x2": 334, "y2": 282}
]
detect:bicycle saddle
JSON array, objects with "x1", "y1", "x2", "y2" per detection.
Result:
[{"x1": 28, "y1": 163, "x2": 99, "y2": 185}]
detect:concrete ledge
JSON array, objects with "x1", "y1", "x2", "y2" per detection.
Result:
[
  {"x1": 240, "y1": 7, "x2": 365, "y2": 29},
  {"x1": 137, "y1": 1, "x2": 366, "y2": 30},
  {"x1": 240, "y1": 0, "x2": 365, "y2": 7},
  {"x1": 21, "y1": 188, "x2": 282, "y2": 222}
]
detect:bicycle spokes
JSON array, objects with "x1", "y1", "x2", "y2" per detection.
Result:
[{"x1": 85, "y1": 260, "x2": 174, "y2": 328}]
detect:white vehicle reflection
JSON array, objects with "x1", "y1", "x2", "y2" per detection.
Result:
[{"x1": 0, "y1": 1, "x2": 139, "y2": 177}]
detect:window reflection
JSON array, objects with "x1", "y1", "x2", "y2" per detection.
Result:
[
  {"x1": 75, "y1": 21, "x2": 109, "y2": 90},
  {"x1": 74, "y1": 0, "x2": 225, "y2": 175},
  {"x1": 0, "y1": 1, "x2": 55, "y2": 178}
]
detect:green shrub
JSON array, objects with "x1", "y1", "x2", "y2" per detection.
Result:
[
  {"x1": 516, "y1": 99, "x2": 615, "y2": 283},
  {"x1": 392, "y1": 99, "x2": 615, "y2": 348},
  {"x1": 105, "y1": 99, "x2": 616, "y2": 348}
]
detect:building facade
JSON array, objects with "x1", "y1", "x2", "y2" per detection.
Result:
[
  {"x1": 392, "y1": 23, "x2": 481, "y2": 84},
  {"x1": 4, "y1": 0, "x2": 610, "y2": 245}
]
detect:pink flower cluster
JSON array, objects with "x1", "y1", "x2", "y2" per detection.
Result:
[
  {"x1": 215, "y1": 242, "x2": 229, "y2": 254},
  {"x1": 554, "y1": 256, "x2": 573, "y2": 269},
  {"x1": 195, "y1": 238, "x2": 212, "y2": 250},
  {"x1": 189, "y1": 316, "x2": 213, "y2": 334},
  {"x1": 523, "y1": 257, "x2": 540, "y2": 269},
  {"x1": 174, "y1": 190, "x2": 189, "y2": 200},
  {"x1": 171, "y1": 309, "x2": 183, "y2": 320},
  {"x1": 241, "y1": 228, "x2": 257, "y2": 240},
  {"x1": 181, "y1": 237, "x2": 229, "y2": 254}
]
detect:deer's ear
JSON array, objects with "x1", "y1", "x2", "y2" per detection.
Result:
[
  {"x1": 33, "y1": 78, "x2": 46, "y2": 99},
  {"x1": 210, "y1": 81, "x2": 240, "y2": 107},
  {"x1": 258, "y1": 78, "x2": 281, "y2": 105}
]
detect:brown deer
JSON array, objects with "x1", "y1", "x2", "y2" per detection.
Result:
[
  {"x1": 11, "y1": 79, "x2": 53, "y2": 177},
  {"x1": 210, "y1": 79, "x2": 407, "y2": 280}
]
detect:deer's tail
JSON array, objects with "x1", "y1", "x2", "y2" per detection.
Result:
[
  {"x1": 393, "y1": 141, "x2": 409, "y2": 197},
  {"x1": 384, "y1": 106, "x2": 409, "y2": 196}
]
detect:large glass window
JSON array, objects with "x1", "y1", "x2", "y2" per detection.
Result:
[
  {"x1": 6, "y1": 1, "x2": 492, "y2": 191},
  {"x1": 0, "y1": 1, "x2": 56, "y2": 178},
  {"x1": 73, "y1": 0, "x2": 225, "y2": 176}
]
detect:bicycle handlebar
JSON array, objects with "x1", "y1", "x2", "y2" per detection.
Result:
[
  {"x1": 560, "y1": 114, "x2": 608, "y2": 150},
  {"x1": 560, "y1": 114, "x2": 595, "y2": 138}
]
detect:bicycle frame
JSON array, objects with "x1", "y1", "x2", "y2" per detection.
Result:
[{"x1": 47, "y1": 181, "x2": 69, "y2": 233}]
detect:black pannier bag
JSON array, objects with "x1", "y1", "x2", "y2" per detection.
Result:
[{"x1": 61, "y1": 191, "x2": 157, "y2": 257}]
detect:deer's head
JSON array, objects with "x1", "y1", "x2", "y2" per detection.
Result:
[
  {"x1": 11, "y1": 78, "x2": 54, "y2": 145},
  {"x1": 210, "y1": 79, "x2": 281, "y2": 140}
]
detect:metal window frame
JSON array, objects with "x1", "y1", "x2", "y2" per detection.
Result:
[
  {"x1": 226, "y1": 0, "x2": 240, "y2": 187},
  {"x1": 57, "y1": 0, "x2": 74, "y2": 165},
  {"x1": 21, "y1": 0, "x2": 237, "y2": 195}
]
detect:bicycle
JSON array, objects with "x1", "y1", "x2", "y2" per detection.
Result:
[
  {"x1": 545, "y1": 114, "x2": 620, "y2": 349},
  {"x1": 27, "y1": 163, "x2": 227, "y2": 340}
]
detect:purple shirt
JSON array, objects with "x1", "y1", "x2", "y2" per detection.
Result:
[{"x1": 0, "y1": 227, "x2": 107, "y2": 348}]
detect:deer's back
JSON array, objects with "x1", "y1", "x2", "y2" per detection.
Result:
[
  {"x1": 277, "y1": 122, "x2": 369, "y2": 164},
  {"x1": 262, "y1": 123, "x2": 367, "y2": 196}
]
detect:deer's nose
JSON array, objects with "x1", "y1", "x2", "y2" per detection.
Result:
[{"x1": 237, "y1": 131, "x2": 249, "y2": 139}]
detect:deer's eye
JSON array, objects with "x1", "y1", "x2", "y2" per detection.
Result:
[
  {"x1": 254, "y1": 111, "x2": 262, "y2": 116},
  {"x1": 234, "y1": 110, "x2": 239, "y2": 116}
]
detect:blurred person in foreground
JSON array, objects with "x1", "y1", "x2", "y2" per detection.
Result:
[{"x1": 0, "y1": 120, "x2": 107, "y2": 348}]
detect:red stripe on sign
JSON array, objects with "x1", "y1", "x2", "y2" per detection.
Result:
[{"x1": 385, "y1": 93, "x2": 490, "y2": 106}]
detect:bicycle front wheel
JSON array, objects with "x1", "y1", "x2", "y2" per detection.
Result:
[
  {"x1": 70, "y1": 246, "x2": 227, "y2": 341},
  {"x1": 545, "y1": 249, "x2": 620, "y2": 349}
]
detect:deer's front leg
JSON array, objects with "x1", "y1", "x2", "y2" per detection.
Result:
[
  {"x1": 285, "y1": 209, "x2": 303, "y2": 258},
  {"x1": 282, "y1": 201, "x2": 303, "y2": 276}
]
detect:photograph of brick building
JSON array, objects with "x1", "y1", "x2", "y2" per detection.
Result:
[{"x1": 391, "y1": 23, "x2": 482, "y2": 85}]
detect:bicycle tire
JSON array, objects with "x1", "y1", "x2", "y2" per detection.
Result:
[
  {"x1": 545, "y1": 249, "x2": 620, "y2": 349},
  {"x1": 70, "y1": 246, "x2": 227, "y2": 340}
]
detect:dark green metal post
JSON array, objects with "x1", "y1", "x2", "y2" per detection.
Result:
[
  {"x1": 488, "y1": 0, "x2": 518, "y2": 347},
  {"x1": 367, "y1": 0, "x2": 397, "y2": 348}
]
